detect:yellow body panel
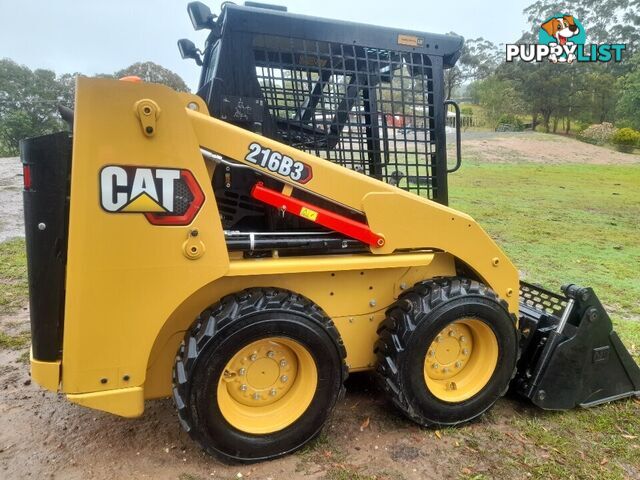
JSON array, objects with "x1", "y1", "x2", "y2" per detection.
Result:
[
  {"x1": 67, "y1": 387, "x2": 144, "y2": 418},
  {"x1": 34, "y1": 78, "x2": 519, "y2": 417},
  {"x1": 30, "y1": 352, "x2": 60, "y2": 392}
]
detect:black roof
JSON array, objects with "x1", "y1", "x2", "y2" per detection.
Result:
[{"x1": 219, "y1": 3, "x2": 464, "y2": 68}]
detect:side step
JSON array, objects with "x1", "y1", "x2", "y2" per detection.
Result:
[{"x1": 512, "y1": 282, "x2": 640, "y2": 410}]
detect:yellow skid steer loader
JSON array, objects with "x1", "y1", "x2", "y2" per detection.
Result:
[{"x1": 21, "y1": 2, "x2": 639, "y2": 462}]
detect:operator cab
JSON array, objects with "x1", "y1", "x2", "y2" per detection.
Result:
[{"x1": 179, "y1": 1, "x2": 463, "y2": 232}]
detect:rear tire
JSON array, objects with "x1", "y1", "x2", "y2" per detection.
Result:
[
  {"x1": 375, "y1": 277, "x2": 518, "y2": 427},
  {"x1": 172, "y1": 288, "x2": 347, "y2": 462}
]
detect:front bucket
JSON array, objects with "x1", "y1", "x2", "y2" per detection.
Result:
[{"x1": 512, "y1": 282, "x2": 640, "y2": 410}]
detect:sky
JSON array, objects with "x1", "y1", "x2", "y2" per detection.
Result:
[{"x1": 0, "y1": 0, "x2": 530, "y2": 91}]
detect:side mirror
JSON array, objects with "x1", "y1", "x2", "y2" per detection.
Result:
[
  {"x1": 178, "y1": 39, "x2": 203, "y2": 66},
  {"x1": 187, "y1": 2, "x2": 217, "y2": 30}
]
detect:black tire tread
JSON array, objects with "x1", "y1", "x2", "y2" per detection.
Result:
[
  {"x1": 172, "y1": 287, "x2": 348, "y2": 448},
  {"x1": 374, "y1": 276, "x2": 517, "y2": 427}
]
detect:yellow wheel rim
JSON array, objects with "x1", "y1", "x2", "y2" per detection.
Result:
[
  {"x1": 217, "y1": 337, "x2": 318, "y2": 434},
  {"x1": 423, "y1": 318, "x2": 499, "y2": 403}
]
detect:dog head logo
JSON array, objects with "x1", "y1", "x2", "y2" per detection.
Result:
[
  {"x1": 541, "y1": 16, "x2": 580, "y2": 45},
  {"x1": 538, "y1": 14, "x2": 586, "y2": 63}
]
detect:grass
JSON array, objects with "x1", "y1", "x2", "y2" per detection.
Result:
[
  {"x1": 449, "y1": 159, "x2": 640, "y2": 349},
  {"x1": 507, "y1": 402, "x2": 640, "y2": 479},
  {"x1": 443, "y1": 145, "x2": 640, "y2": 479},
  {"x1": 0, "y1": 331, "x2": 30, "y2": 349},
  {"x1": 0, "y1": 238, "x2": 28, "y2": 314}
]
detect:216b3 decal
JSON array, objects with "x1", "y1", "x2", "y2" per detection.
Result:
[
  {"x1": 100, "y1": 166, "x2": 204, "y2": 225},
  {"x1": 245, "y1": 142, "x2": 313, "y2": 183}
]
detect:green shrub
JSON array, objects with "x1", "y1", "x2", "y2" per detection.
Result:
[
  {"x1": 611, "y1": 127, "x2": 640, "y2": 153},
  {"x1": 460, "y1": 106, "x2": 474, "y2": 116},
  {"x1": 496, "y1": 114, "x2": 524, "y2": 131},
  {"x1": 577, "y1": 122, "x2": 617, "y2": 145},
  {"x1": 571, "y1": 121, "x2": 588, "y2": 135}
]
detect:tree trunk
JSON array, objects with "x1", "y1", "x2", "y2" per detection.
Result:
[
  {"x1": 542, "y1": 111, "x2": 552, "y2": 133},
  {"x1": 565, "y1": 116, "x2": 571, "y2": 134},
  {"x1": 532, "y1": 112, "x2": 539, "y2": 131},
  {"x1": 553, "y1": 117, "x2": 558, "y2": 133}
]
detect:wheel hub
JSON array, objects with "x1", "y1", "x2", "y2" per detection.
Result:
[
  {"x1": 423, "y1": 318, "x2": 498, "y2": 402},
  {"x1": 222, "y1": 340, "x2": 297, "y2": 406},
  {"x1": 427, "y1": 324, "x2": 473, "y2": 381}
]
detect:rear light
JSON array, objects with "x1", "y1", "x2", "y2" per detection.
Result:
[
  {"x1": 23, "y1": 164, "x2": 32, "y2": 190},
  {"x1": 119, "y1": 75, "x2": 143, "y2": 83}
]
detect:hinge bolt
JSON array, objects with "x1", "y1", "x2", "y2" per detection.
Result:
[{"x1": 369, "y1": 299, "x2": 377, "y2": 307}]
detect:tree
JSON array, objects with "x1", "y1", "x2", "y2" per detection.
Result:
[
  {"x1": 0, "y1": 59, "x2": 66, "y2": 155},
  {"x1": 616, "y1": 52, "x2": 640, "y2": 129},
  {"x1": 115, "y1": 62, "x2": 190, "y2": 92},
  {"x1": 473, "y1": 76, "x2": 525, "y2": 127},
  {"x1": 0, "y1": 59, "x2": 190, "y2": 156},
  {"x1": 444, "y1": 36, "x2": 501, "y2": 98}
]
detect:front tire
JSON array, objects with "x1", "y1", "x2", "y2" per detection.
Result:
[
  {"x1": 375, "y1": 277, "x2": 518, "y2": 427},
  {"x1": 172, "y1": 288, "x2": 347, "y2": 462}
]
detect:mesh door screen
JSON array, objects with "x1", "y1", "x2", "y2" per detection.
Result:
[{"x1": 253, "y1": 35, "x2": 437, "y2": 198}]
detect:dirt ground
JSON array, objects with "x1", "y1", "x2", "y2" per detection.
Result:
[
  {"x1": 0, "y1": 135, "x2": 638, "y2": 480},
  {"x1": 0, "y1": 157, "x2": 23, "y2": 242},
  {"x1": 461, "y1": 132, "x2": 640, "y2": 165}
]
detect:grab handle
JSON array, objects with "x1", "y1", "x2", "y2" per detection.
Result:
[{"x1": 444, "y1": 100, "x2": 462, "y2": 173}]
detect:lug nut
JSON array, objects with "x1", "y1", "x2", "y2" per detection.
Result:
[
  {"x1": 455, "y1": 361, "x2": 462, "y2": 368},
  {"x1": 427, "y1": 350, "x2": 435, "y2": 357},
  {"x1": 267, "y1": 351, "x2": 275, "y2": 358},
  {"x1": 253, "y1": 393, "x2": 260, "y2": 400},
  {"x1": 462, "y1": 348, "x2": 469, "y2": 355},
  {"x1": 238, "y1": 368, "x2": 246, "y2": 376},
  {"x1": 280, "y1": 359, "x2": 287, "y2": 367},
  {"x1": 460, "y1": 336, "x2": 466, "y2": 342},
  {"x1": 281, "y1": 375, "x2": 289, "y2": 383},
  {"x1": 240, "y1": 384, "x2": 247, "y2": 392},
  {"x1": 432, "y1": 363, "x2": 439, "y2": 369},
  {"x1": 270, "y1": 388, "x2": 277, "y2": 396},
  {"x1": 448, "y1": 330, "x2": 456, "y2": 337},
  {"x1": 250, "y1": 354, "x2": 257, "y2": 361},
  {"x1": 443, "y1": 367, "x2": 450, "y2": 373},
  {"x1": 434, "y1": 335, "x2": 441, "y2": 343}
]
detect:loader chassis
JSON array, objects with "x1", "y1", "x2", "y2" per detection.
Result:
[
  {"x1": 20, "y1": 2, "x2": 639, "y2": 463},
  {"x1": 29, "y1": 77, "x2": 516, "y2": 403}
]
